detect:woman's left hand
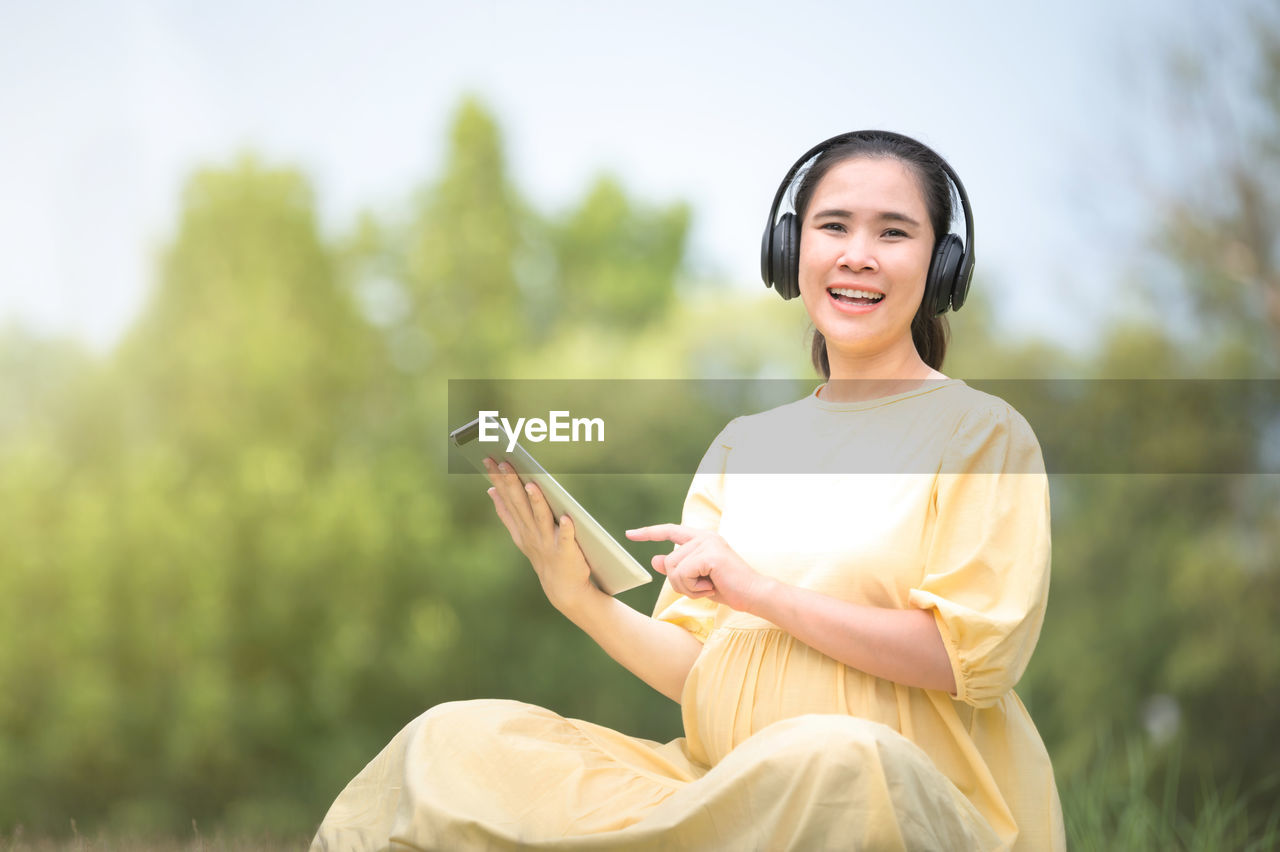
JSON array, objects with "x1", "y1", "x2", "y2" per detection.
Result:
[{"x1": 625, "y1": 524, "x2": 771, "y2": 613}]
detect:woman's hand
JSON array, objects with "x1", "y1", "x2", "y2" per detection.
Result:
[
  {"x1": 625, "y1": 524, "x2": 772, "y2": 614},
  {"x1": 630, "y1": 522, "x2": 956, "y2": 694},
  {"x1": 484, "y1": 458, "x2": 599, "y2": 615}
]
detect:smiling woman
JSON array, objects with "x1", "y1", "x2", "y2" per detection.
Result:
[{"x1": 312, "y1": 132, "x2": 1063, "y2": 851}]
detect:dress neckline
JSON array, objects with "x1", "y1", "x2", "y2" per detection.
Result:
[{"x1": 807, "y1": 378, "x2": 965, "y2": 412}]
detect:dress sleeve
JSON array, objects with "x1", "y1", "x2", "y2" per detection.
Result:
[
  {"x1": 907, "y1": 402, "x2": 1051, "y2": 708},
  {"x1": 650, "y1": 419, "x2": 738, "y2": 642}
]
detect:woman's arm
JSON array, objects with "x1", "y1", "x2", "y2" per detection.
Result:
[
  {"x1": 485, "y1": 459, "x2": 703, "y2": 702},
  {"x1": 749, "y1": 580, "x2": 955, "y2": 695},
  {"x1": 627, "y1": 524, "x2": 955, "y2": 695},
  {"x1": 557, "y1": 589, "x2": 705, "y2": 703}
]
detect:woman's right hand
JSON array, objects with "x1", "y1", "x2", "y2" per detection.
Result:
[{"x1": 484, "y1": 458, "x2": 600, "y2": 615}]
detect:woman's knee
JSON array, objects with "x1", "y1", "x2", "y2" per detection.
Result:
[
  {"x1": 751, "y1": 714, "x2": 927, "y2": 770},
  {"x1": 414, "y1": 697, "x2": 536, "y2": 730}
]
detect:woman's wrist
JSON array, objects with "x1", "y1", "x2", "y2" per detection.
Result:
[
  {"x1": 548, "y1": 577, "x2": 608, "y2": 622},
  {"x1": 742, "y1": 574, "x2": 783, "y2": 619}
]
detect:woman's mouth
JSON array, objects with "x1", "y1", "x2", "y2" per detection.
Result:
[{"x1": 827, "y1": 287, "x2": 884, "y2": 312}]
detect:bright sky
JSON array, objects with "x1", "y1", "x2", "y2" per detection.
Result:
[{"x1": 0, "y1": 0, "x2": 1224, "y2": 352}]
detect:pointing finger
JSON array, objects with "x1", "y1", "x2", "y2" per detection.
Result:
[{"x1": 626, "y1": 523, "x2": 698, "y2": 545}]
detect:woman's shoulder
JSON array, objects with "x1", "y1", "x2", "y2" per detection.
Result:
[
  {"x1": 934, "y1": 382, "x2": 1045, "y2": 472},
  {"x1": 941, "y1": 381, "x2": 1037, "y2": 433},
  {"x1": 927, "y1": 379, "x2": 1011, "y2": 415}
]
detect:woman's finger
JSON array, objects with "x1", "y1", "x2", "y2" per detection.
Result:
[
  {"x1": 625, "y1": 523, "x2": 698, "y2": 546},
  {"x1": 674, "y1": 570, "x2": 715, "y2": 598},
  {"x1": 672, "y1": 567, "x2": 715, "y2": 599},
  {"x1": 554, "y1": 513, "x2": 577, "y2": 552},
  {"x1": 485, "y1": 459, "x2": 536, "y2": 528},
  {"x1": 525, "y1": 481, "x2": 556, "y2": 532},
  {"x1": 661, "y1": 536, "x2": 709, "y2": 575},
  {"x1": 668, "y1": 550, "x2": 718, "y2": 599},
  {"x1": 487, "y1": 487, "x2": 525, "y2": 549}
]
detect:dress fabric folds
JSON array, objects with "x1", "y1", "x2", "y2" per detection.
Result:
[{"x1": 312, "y1": 381, "x2": 1066, "y2": 851}]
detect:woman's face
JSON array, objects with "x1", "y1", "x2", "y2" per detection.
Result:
[{"x1": 797, "y1": 156, "x2": 936, "y2": 366}]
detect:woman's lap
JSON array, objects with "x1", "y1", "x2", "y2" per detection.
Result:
[{"x1": 311, "y1": 700, "x2": 1000, "y2": 851}]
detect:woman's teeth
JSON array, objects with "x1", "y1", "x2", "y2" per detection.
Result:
[{"x1": 829, "y1": 288, "x2": 884, "y2": 304}]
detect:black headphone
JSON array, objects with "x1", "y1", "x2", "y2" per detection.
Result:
[{"x1": 760, "y1": 130, "x2": 975, "y2": 316}]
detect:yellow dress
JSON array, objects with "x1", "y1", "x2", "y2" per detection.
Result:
[{"x1": 313, "y1": 380, "x2": 1066, "y2": 851}]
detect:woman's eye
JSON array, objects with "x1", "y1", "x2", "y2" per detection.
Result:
[
  {"x1": 883, "y1": 228, "x2": 907, "y2": 238},
  {"x1": 820, "y1": 222, "x2": 846, "y2": 233}
]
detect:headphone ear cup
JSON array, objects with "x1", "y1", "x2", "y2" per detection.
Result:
[
  {"x1": 772, "y1": 212, "x2": 800, "y2": 300},
  {"x1": 765, "y1": 213, "x2": 801, "y2": 300},
  {"x1": 924, "y1": 233, "x2": 964, "y2": 315},
  {"x1": 951, "y1": 252, "x2": 973, "y2": 312}
]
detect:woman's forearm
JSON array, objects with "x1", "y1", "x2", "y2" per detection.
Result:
[
  {"x1": 747, "y1": 579, "x2": 956, "y2": 695},
  {"x1": 560, "y1": 590, "x2": 704, "y2": 703}
]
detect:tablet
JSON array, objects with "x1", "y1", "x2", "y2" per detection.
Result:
[{"x1": 449, "y1": 416, "x2": 653, "y2": 596}]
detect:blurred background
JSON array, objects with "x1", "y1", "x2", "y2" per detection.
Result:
[{"x1": 2, "y1": 0, "x2": 1278, "y2": 847}]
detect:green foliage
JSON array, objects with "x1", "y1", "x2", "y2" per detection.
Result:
[
  {"x1": 116, "y1": 155, "x2": 376, "y2": 462},
  {"x1": 0, "y1": 97, "x2": 699, "y2": 839},
  {"x1": 399, "y1": 95, "x2": 531, "y2": 375},
  {"x1": 549, "y1": 174, "x2": 690, "y2": 333}
]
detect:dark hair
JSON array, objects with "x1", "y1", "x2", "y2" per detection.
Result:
[{"x1": 790, "y1": 131, "x2": 952, "y2": 376}]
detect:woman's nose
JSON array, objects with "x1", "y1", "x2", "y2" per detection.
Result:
[{"x1": 837, "y1": 236, "x2": 878, "y2": 272}]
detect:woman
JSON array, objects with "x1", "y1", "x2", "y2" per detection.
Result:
[{"x1": 313, "y1": 131, "x2": 1065, "y2": 851}]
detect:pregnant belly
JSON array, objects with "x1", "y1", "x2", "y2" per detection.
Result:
[{"x1": 679, "y1": 625, "x2": 906, "y2": 767}]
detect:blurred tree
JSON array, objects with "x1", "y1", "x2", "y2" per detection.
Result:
[
  {"x1": 548, "y1": 174, "x2": 690, "y2": 334},
  {"x1": 398, "y1": 96, "x2": 532, "y2": 377},
  {"x1": 115, "y1": 155, "x2": 376, "y2": 464},
  {"x1": 0, "y1": 155, "x2": 447, "y2": 836}
]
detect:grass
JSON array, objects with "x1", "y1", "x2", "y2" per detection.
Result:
[
  {"x1": 0, "y1": 822, "x2": 311, "y2": 852},
  {"x1": 1061, "y1": 738, "x2": 1280, "y2": 852}
]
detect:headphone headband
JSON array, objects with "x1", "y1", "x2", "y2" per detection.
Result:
[{"x1": 760, "y1": 130, "x2": 975, "y2": 314}]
